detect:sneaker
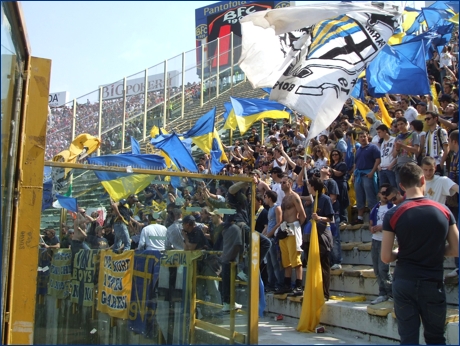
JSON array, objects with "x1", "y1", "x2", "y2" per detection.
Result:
[
  {"x1": 274, "y1": 286, "x2": 293, "y2": 295},
  {"x1": 445, "y1": 268, "x2": 459, "y2": 278},
  {"x1": 222, "y1": 302, "x2": 242, "y2": 312},
  {"x1": 331, "y1": 264, "x2": 342, "y2": 270},
  {"x1": 237, "y1": 271, "x2": 248, "y2": 282},
  {"x1": 370, "y1": 295, "x2": 389, "y2": 305},
  {"x1": 289, "y1": 287, "x2": 303, "y2": 296}
]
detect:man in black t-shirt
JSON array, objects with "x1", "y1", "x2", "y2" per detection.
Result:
[
  {"x1": 247, "y1": 127, "x2": 260, "y2": 146},
  {"x1": 381, "y1": 163, "x2": 459, "y2": 345},
  {"x1": 111, "y1": 194, "x2": 143, "y2": 253},
  {"x1": 182, "y1": 215, "x2": 209, "y2": 250}
]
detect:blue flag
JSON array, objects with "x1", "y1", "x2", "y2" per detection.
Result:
[
  {"x1": 366, "y1": 41, "x2": 431, "y2": 97},
  {"x1": 55, "y1": 194, "x2": 78, "y2": 212},
  {"x1": 210, "y1": 138, "x2": 225, "y2": 175},
  {"x1": 150, "y1": 133, "x2": 198, "y2": 173},
  {"x1": 131, "y1": 136, "x2": 141, "y2": 155}
]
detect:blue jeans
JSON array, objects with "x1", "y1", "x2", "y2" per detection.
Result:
[
  {"x1": 355, "y1": 175, "x2": 378, "y2": 210},
  {"x1": 378, "y1": 169, "x2": 397, "y2": 188},
  {"x1": 393, "y1": 277, "x2": 446, "y2": 345},
  {"x1": 371, "y1": 240, "x2": 392, "y2": 296},
  {"x1": 259, "y1": 233, "x2": 272, "y2": 263},
  {"x1": 113, "y1": 222, "x2": 131, "y2": 253},
  {"x1": 330, "y1": 217, "x2": 342, "y2": 265},
  {"x1": 266, "y1": 238, "x2": 284, "y2": 289}
]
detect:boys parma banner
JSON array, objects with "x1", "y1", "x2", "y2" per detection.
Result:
[
  {"x1": 71, "y1": 249, "x2": 99, "y2": 306},
  {"x1": 97, "y1": 250, "x2": 135, "y2": 319}
]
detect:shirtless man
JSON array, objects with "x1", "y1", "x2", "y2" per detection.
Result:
[
  {"x1": 250, "y1": 169, "x2": 271, "y2": 196},
  {"x1": 277, "y1": 176, "x2": 306, "y2": 295}
]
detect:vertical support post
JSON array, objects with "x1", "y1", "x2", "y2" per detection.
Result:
[
  {"x1": 71, "y1": 98, "x2": 77, "y2": 141},
  {"x1": 163, "y1": 60, "x2": 168, "y2": 128},
  {"x1": 229, "y1": 129, "x2": 233, "y2": 146},
  {"x1": 7, "y1": 57, "x2": 51, "y2": 344},
  {"x1": 190, "y1": 259, "x2": 197, "y2": 344},
  {"x1": 200, "y1": 45, "x2": 204, "y2": 107},
  {"x1": 121, "y1": 77, "x2": 127, "y2": 152},
  {"x1": 229, "y1": 261, "x2": 236, "y2": 345},
  {"x1": 216, "y1": 37, "x2": 220, "y2": 98},
  {"x1": 143, "y1": 68, "x2": 148, "y2": 140},
  {"x1": 261, "y1": 122, "x2": 265, "y2": 144},
  {"x1": 98, "y1": 87, "x2": 103, "y2": 156},
  {"x1": 248, "y1": 181, "x2": 259, "y2": 344},
  {"x1": 181, "y1": 52, "x2": 185, "y2": 119},
  {"x1": 230, "y1": 32, "x2": 234, "y2": 90}
]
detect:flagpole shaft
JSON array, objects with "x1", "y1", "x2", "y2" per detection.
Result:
[
  {"x1": 98, "y1": 87, "x2": 103, "y2": 156},
  {"x1": 143, "y1": 68, "x2": 148, "y2": 140},
  {"x1": 163, "y1": 60, "x2": 168, "y2": 128},
  {"x1": 122, "y1": 77, "x2": 127, "y2": 152},
  {"x1": 44, "y1": 160, "x2": 254, "y2": 183}
]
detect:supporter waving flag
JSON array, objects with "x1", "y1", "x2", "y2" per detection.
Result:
[{"x1": 238, "y1": 2, "x2": 399, "y2": 140}]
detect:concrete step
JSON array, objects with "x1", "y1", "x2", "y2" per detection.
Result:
[
  {"x1": 329, "y1": 265, "x2": 459, "y2": 307},
  {"x1": 339, "y1": 242, "x2": 457, "y2": 269},
  {"x1": 265, "y1": 294, "x2": 459, "y2": 345}
]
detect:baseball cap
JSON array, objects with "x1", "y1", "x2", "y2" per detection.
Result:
[
  {"x1": 208, "y1": 210, "x2": 224, "y2": 218},
  {"x1": 182, "y1": 215, "x2": 195, "y2": 224},
  {"x1": 417, "y1": 102, "x2": 427, "y2": 107},
  {"x1": 250, "y1": 169, "x2": 261, "y2": 177},
  {"x1": 269, "y1": 167, "x2": 283, "y2": 174},
  {"x1": 129, "y1": 194, "x2": 139, "y2": 202}
]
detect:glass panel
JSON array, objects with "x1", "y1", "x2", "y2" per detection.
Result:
[
  {"x1": 36, "y1": 166, "x2": 255, "y2": 345},
  {"x1": 45, "y1": 100, "x2": 74, "y2": 160},
  {"x1": 123, "y1": 71, "x2": 147, "y2": 149},
  {"x1": 75, "y1": 90, "x2": 100, "y2": 139},
  {"x1": 101, "y1": 78, "x2": 124, "y2": 134},
  {"x1": 166, "y1": 53, "x2": 182, "y2": 125},
  {"x1": 146, "y1": 63, "x2": 165, "y2": 129}
]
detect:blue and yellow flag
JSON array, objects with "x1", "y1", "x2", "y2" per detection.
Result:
[
  {"x1": 87, "y1": 154, "x2": 166, "y2": 201},
  {"x1": 183, "y1": 107, "x2": 228, "y2": 162},
  {"x1": 229, "y1": 97, "x2": 289, "y2": 135}
]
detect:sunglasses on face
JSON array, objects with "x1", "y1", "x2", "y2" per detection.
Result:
[
  {"x1": 332, "y1": 153, "x2": 339, "y2": 156},
  {"x1": 425, "y1": 117, "x2": 433, "y2": 121}
]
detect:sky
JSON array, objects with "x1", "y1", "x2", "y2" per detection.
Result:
[
  {"x1": 21, "y1": 1, "x2": 216, "y2": 100},
  {"x1": 21, "y1": 1, "x2": 423, "y2": 101}
]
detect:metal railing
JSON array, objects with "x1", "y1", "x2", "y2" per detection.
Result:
[{"x1": 45, "y1": 32, "x2": 247, "y2": 160}]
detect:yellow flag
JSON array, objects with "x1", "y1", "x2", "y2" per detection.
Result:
[
  {"x1": 377, "y1": 98, "x2": 392, "y2": 128},
  {"x1": 430, "y1": 84, "x2": 441, "y2": 109},
  {"x1": 352, "y1": 97, "x2": 372, "y2": 129},
  {"x1": 297, "y1": 191, "x2": 325, "y2": 332}
]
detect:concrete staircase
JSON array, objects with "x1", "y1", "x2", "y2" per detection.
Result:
[{"x1": 265, "y1": 220, "x2": 460, "y2": 344}]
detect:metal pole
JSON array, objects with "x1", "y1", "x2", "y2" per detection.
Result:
[
  {"x1": 229, "y1": 261, "x2": 236, "y2": 345},
  {"x1": 190, "y1": 259, "x2": 197, "y2": 344},
  {"x1": 163, "y1": 60, "x2": 168, "y2": 128},
  {"x1": 216, "y1": 37, "x2": 220, "y2": 98},
  {"x1": 181, "y1": 52, "x2": 185, "y2": 119},
  {"x1": 248, "y1": 181, "x2": 259, "y2": 344},
  {"x1": 143, "y1": 68, "x2": 148, "y2": 140},
  {"x1": 98, "y1": 87, "x2": 103, "y2": 156},
  {"x1": 261, "y1": 122, "x2": 264, "y2": 144},
  {"x1": 229, "y1": 129, "x2": 233, "y2": 146},
  {"x1": 230, "y1": 32, "x2": 234, "y2": 90},
  {"x1": 72, "y1": 98, "x2": 76, "y2": 140},
  {"x1": 200, "y1": 44, "x2": 204, "y2": 107},
  {"x1": 121, "y1": 77, "x2": 127, "y2": 152}
]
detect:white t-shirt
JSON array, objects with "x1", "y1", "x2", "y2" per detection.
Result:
[
  {"x1": 314, "y1": 157, "x2": 329, "y2": 169},
  {"x1": 424, "y1": 175, "x2": 456, "y2": 204},
  {"x1": 404, "y1": 107, "x2": 418, "y2": 124},
  {"x1": 138, "y1": 224, "x2": 167, "y2": 251},
  {"x1": 439, "y1": 52, "x2": 452, "y2": 68},
  {"x1": 271, "y1": 182, "x2": 285, "y2": 205},
  {"x1": 373, "y1": 204, "x2": 393, "y2": 241},
  {"x1": 380, "y1": 137, "x2": 396, "y2": 169}
]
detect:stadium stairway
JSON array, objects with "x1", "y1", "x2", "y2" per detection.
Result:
[{"x1": 264, "y1": 213, "x2": 460, "y2": 344}]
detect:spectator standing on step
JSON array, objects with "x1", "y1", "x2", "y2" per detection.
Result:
[
  {"x1": 381, "y1": 162, "x2": 459, "y2": 345},
  {"x1": 446, "y1": 130, "x2": 459, "y2": 278},
  {"x1": 369, "y1": 183, "x2": 394, "y2": 305}
]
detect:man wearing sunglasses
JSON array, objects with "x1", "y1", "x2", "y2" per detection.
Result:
[{"x1": 424, "y1": 112, "x2": 449, "y2": 176}]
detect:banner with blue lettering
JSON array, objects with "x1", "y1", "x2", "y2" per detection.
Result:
[
  {"x1": 127, "y1": 250, "x2": 161, "y2": 338},
  {"x1": 48, "y1": 249, "x2": 72, "y2": 299},
  {"x1": 97, "y1": 249, "x2": 134, "y2": 319},
  {"x1": 37, "y1": 249, "x2": 52, "y2": 296},
  {"x1": 70, "y1": 249, "x2": 99, "y2": 306}
]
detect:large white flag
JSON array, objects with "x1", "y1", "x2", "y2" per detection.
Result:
[{"x1": 238, "y1": 2, "x2": 400, "y2": 140}]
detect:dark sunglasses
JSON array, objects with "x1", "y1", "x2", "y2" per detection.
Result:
[
  {"x1": 331, "y1": 153, "x2": 339, "y2": 156},
  {"x1": 425, "y1": 117, "x2": 433, "y2": 121}
]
